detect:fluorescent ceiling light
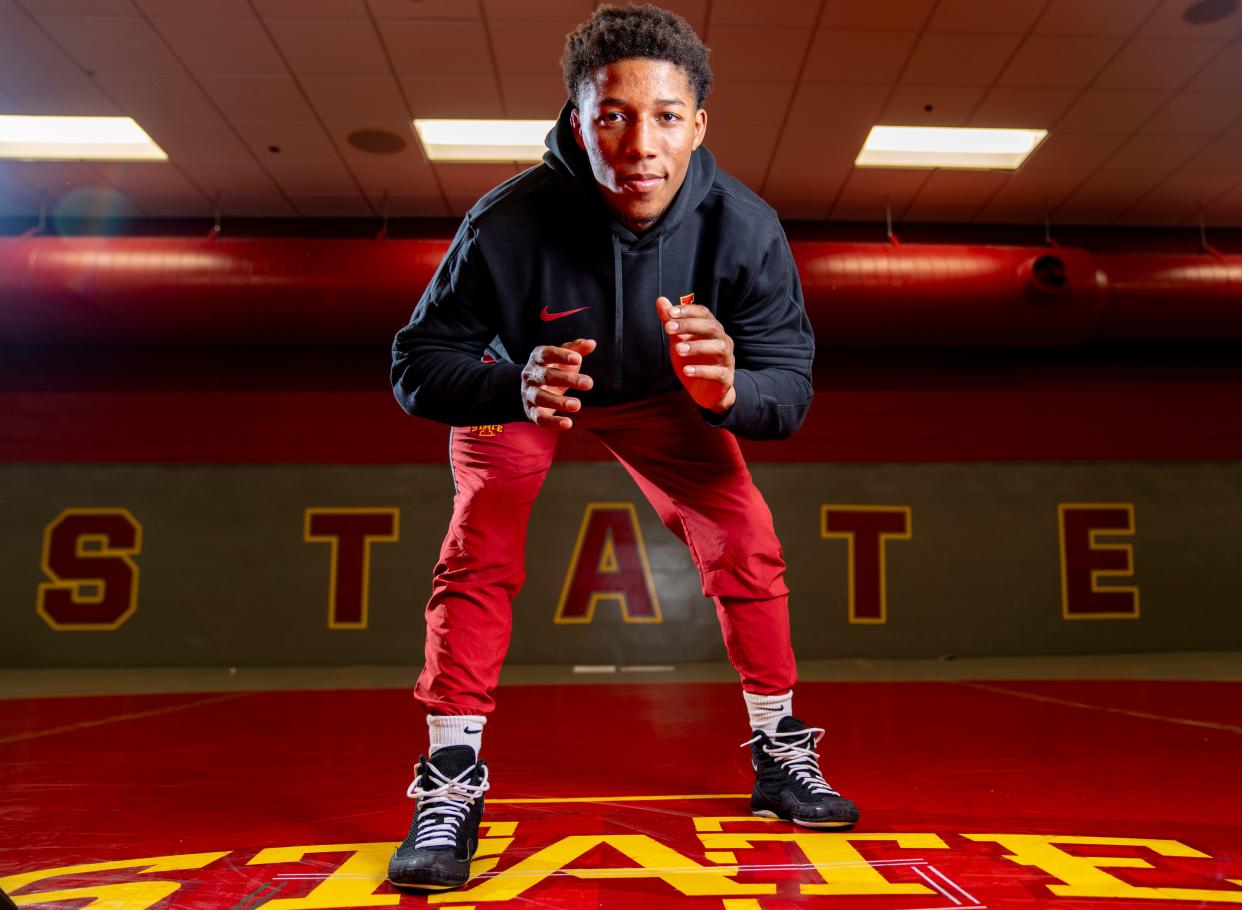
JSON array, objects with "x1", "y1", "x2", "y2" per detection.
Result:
[
  {"x1": 856, "y1": 125, "x2": 1047, "y2": 170},
  {"x1": 413, "y1": 119, "x2": 553, "y2": 162},
  {"x1": 0, "y1": 115, "x2": 167, "y2": 161}
]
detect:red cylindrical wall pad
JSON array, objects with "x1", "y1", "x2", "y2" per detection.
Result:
[{"x1": 1, "y1": 236, "x2": 1239, "y2": 346}]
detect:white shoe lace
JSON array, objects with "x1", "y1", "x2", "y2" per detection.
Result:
[
  {"x1": 741, "y1": 726, "x2": 839, "y2": 796},
  {"x1": 406, "y1": 759, "x2": 490, "y2": 849}
]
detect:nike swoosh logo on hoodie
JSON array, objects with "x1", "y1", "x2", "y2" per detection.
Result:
[{"x1": 540, "y1": 305, "x2": 590, "y2": 321}]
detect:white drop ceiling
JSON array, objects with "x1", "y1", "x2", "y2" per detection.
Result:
[{"x1": 0, "y1": 0, "x2": 1239, "y2": 226}]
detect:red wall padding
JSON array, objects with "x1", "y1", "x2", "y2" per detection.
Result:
[{"x1": 2, "y1": 346, "x2": 1239, "y2": 463}]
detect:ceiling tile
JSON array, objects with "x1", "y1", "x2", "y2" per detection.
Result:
[
  {"x1": 1138, "y1": 0, "x2": 1242, "y2": 40},
  {"x1": 232, "y1": 120, "x2": 339, "y2": 160},
  {"x1": 385, "y1": 193, "x2": 450, "y2": 217},
  {"x1": 1033, "y1": 0, "x2": 1162, "y2": 36},
  {"x1": 0, "y1": 14, "x2": 81, "y2": 70},
  {"x1": 94, "y1": 159, "x2": 201, "y2": 193},
  {"x1": 150, "y1": 17, "x2": 285, "y2": 75},
  {"x1": 927, "y1": 0, "x2": 1046, "y2": 34},
  {"x1": 763, "y1": 163, "x2": 851, "y2": 199},
  {"x1": 1186, "y1": 42, "x2": 1242, "y2": 91},
  {"x1": 253, "y1": 0, "x2": 368, "y2": 18},
  {"x1": 652, "y1": 0, "x2": 709, "y2": 35},
  {"x1": 1142, "y1": 91, "x2": 1242, "y2": 135},
  {"x1": 301, "y1": 74, "x2": 410, "y2": 122},
  {"x1": 967, "y1": 87, "x2": 1078, "y2": 128},
  {"x1": 1055, "y1": 90, "x2": 1172, "y2": 132},
  {"x1": 764, "y1": 195, "x2": 831, "y2": 220},
  {"x1": 287, "y1": 193, "x2": 375, "y2": 216},
  {"x1": 503, "y1": 76, "x2": 569, "y2": 118},
  {"x1": 19, "y1": 0, "x2": 136, "y2": 13},
  {"x1": 1054, "y1": 168, "x2": 1168, "y2": 221},
  {"x1": 705, "y1": 80, "x2": 795, "y2": 126},
  {"x1": 481, "y1": 0, "x2": 591, "y2": 23},
  {"x1": 803, "y1": 30, "x2": 919, "y2": 84},
  {"x1": 32, "y1": 15, "x2": 184, "y2": 73},
  {"x1": 788, "y1": 83, "x2": 890, "y2": 127},
  {"x1": 881, "y1": 84, "x2": 986, "y2": 125},
  {"x1": 904, "y1": 169, "x2": 1010, "y2": 222},
  {"x1": 719, "y1": 162, "x2": 766, "y2": 191},
  {"x1": 687, "y1": 26, "x2": 811, "y2": 82},
  {"x1": 324, "y1": 121, "x2": 438, "y2": 195},
  {"x1": 117, "y1": 191, "x2": 212, "y2": 216},
  {"x1": 135, "y1": 0, "x2": 254, "y2": 16},
  {"x1": 265, "y1": 19, "x2": 391, "y2": 75},
  {"x1": 198, "y1": 75, "x2": 315, "y2": 122},
  {"x1": 49, "y1": 183, "x2": 144, "y2": 217},
  {"x1": 1107, "y1": 132, "x2": 1206, "y2": 170},
  {"x1": 1094, "y1": 39, "x2": 1225, "y2": 90},
  {"x1": 400, "y1": 76, "x2": 504, "y2": 118},
  {"x1": 709, "y1": 0, "x2": 819, "y2": 28},
  {"x1": 1203, "y1": 179, "x2": 1242, "y2": 224},
  {"x1": 0, "y1": 69, "x2": 121, "y2": 115},
  {"x1": 94, "y1": 71, "x2": 222, "y2": 121},
  {"x1": 999, "y1": 35, "x2": 1123, "y2": 87},
  {"x1": 215, "y1": 190, "x2": 296, "y2": 216},
  {"x1": 829, "y1": 167, "x2": 930, "y2": 221},
  {"x1": 380, "y1": 20, "x2": 494, "y2": 77},
  {"x1": 178, "y1": 158, "x2": 281, "y2": 194},
  {"x1": 1116, "y1": 171, "x2": 1241, "y2": 224},
  {"x1": 703, "y1": 120, "x2": 778, "y2": 173},
  {"x1": 903, "y1": 33, "x2": 1022, "y2": 85},
  {"x1": 974, "y1": 168, "x2": 1092, "y2": 221},
  {"x1": 435, "y1": 162, "x2": 524, "y2": 201},
  {"x1": 367, "y1": 0, "x2": 478, "y2": 19},
  {"x1": 1181, "y1": 135, "x2": 1242, "y2": 173},
  {"x1": 818, "y1": 0, "x2": 936, "y2": 30},
  {"x1": 141, "y1": 121, "x2": 254, "y2": 162},
  {"x1": 1023, "y1": 132, "x2": 1129, "y2": 170},
  {"x1": 263, "y1": 156, "x2": 360, "y2": 194},
  {"x1": 773, "y1": 124, "x2": 871, "y2": 167},
  {"x1": 5, "y1": 160, "x2": 108, "y2": 192},
  {"x1": 489, "y1": 22, "x2": 570, "y2": 78}
]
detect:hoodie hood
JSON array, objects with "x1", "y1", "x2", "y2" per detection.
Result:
[{"x1": 543, "y1": 99, "x2": 717, "y2": 249}]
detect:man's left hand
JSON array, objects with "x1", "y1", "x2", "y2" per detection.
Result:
[{"x1": 656, "y1": 296, "x2": 736, "y2": 415}]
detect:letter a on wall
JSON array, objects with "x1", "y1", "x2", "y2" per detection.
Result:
[
  {"x1": 37, "y1": 508, "x2": 142, "y2": 631},
  {"x1": 555, "y1": 503, "x2": 661, "y2": 624},
  {"x1": 304, "y1": 508, "x2": 399, "y2": 629},
  {"x1": 1058, "y1": 503, "x2": 1140, "y2": 619}
]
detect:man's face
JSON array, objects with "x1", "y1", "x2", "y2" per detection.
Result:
[{"x1": 571, "y1": 58, "x2": 707, "y2": 234}]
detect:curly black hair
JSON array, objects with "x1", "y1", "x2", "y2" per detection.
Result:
[{"x1": 561, "y1": 4, "x2": 713, "y2": 109}]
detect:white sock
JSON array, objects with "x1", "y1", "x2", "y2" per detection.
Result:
[
  {"x1": 744, "y1": 689, "x2": 792, "y2": 736},
  {"x1": 427, "y1": 714, "x2": 485, "y2": 757}
]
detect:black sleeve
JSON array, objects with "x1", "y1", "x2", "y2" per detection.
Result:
[
  {"x1": 701, "y1": 226, "x2": 815, "y2": 440},
  {"x1": 390, "y1": 216, "x2": 526, "y2": 426}
]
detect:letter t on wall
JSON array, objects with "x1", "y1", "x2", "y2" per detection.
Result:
[
  {"x1": 304, "y1": 508, "x2": 399, "y2": 629},
  {"x1": 821, "y1": 506, "x2": 911, "y2": 624}
]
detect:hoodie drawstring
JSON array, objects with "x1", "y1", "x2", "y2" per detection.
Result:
[{"x1": 612, "y1": 234, "x2": 623, "y2": 389}]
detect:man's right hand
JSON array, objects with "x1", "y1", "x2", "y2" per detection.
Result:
[{"x1": 521, "y1": 338, "x2": 596, "y2": 430}]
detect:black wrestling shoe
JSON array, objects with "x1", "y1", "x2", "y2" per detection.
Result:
[
  {"x1": 745, "y1": 715, "x2": 859, "y2": 829},
  {"x1": 388, "y1": 746, "x2": 489, "y2": 891}
]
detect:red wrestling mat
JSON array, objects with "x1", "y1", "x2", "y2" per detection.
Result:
[{"x1": 2, "y1": 679, "x2": 1241, "y2": 909}]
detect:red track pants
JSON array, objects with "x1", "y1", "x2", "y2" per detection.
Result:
[{"x1": 415, "y1": 388, "x2": 797, "y2": 716}]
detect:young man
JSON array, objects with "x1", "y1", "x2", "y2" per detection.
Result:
[{"x1": 388, "y1": 3, "x2": 859, "y2": 891}]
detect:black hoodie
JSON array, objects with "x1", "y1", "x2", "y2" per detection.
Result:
[{"x1": 391, "y1": 101, "x2": 815, "y2": 440}]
